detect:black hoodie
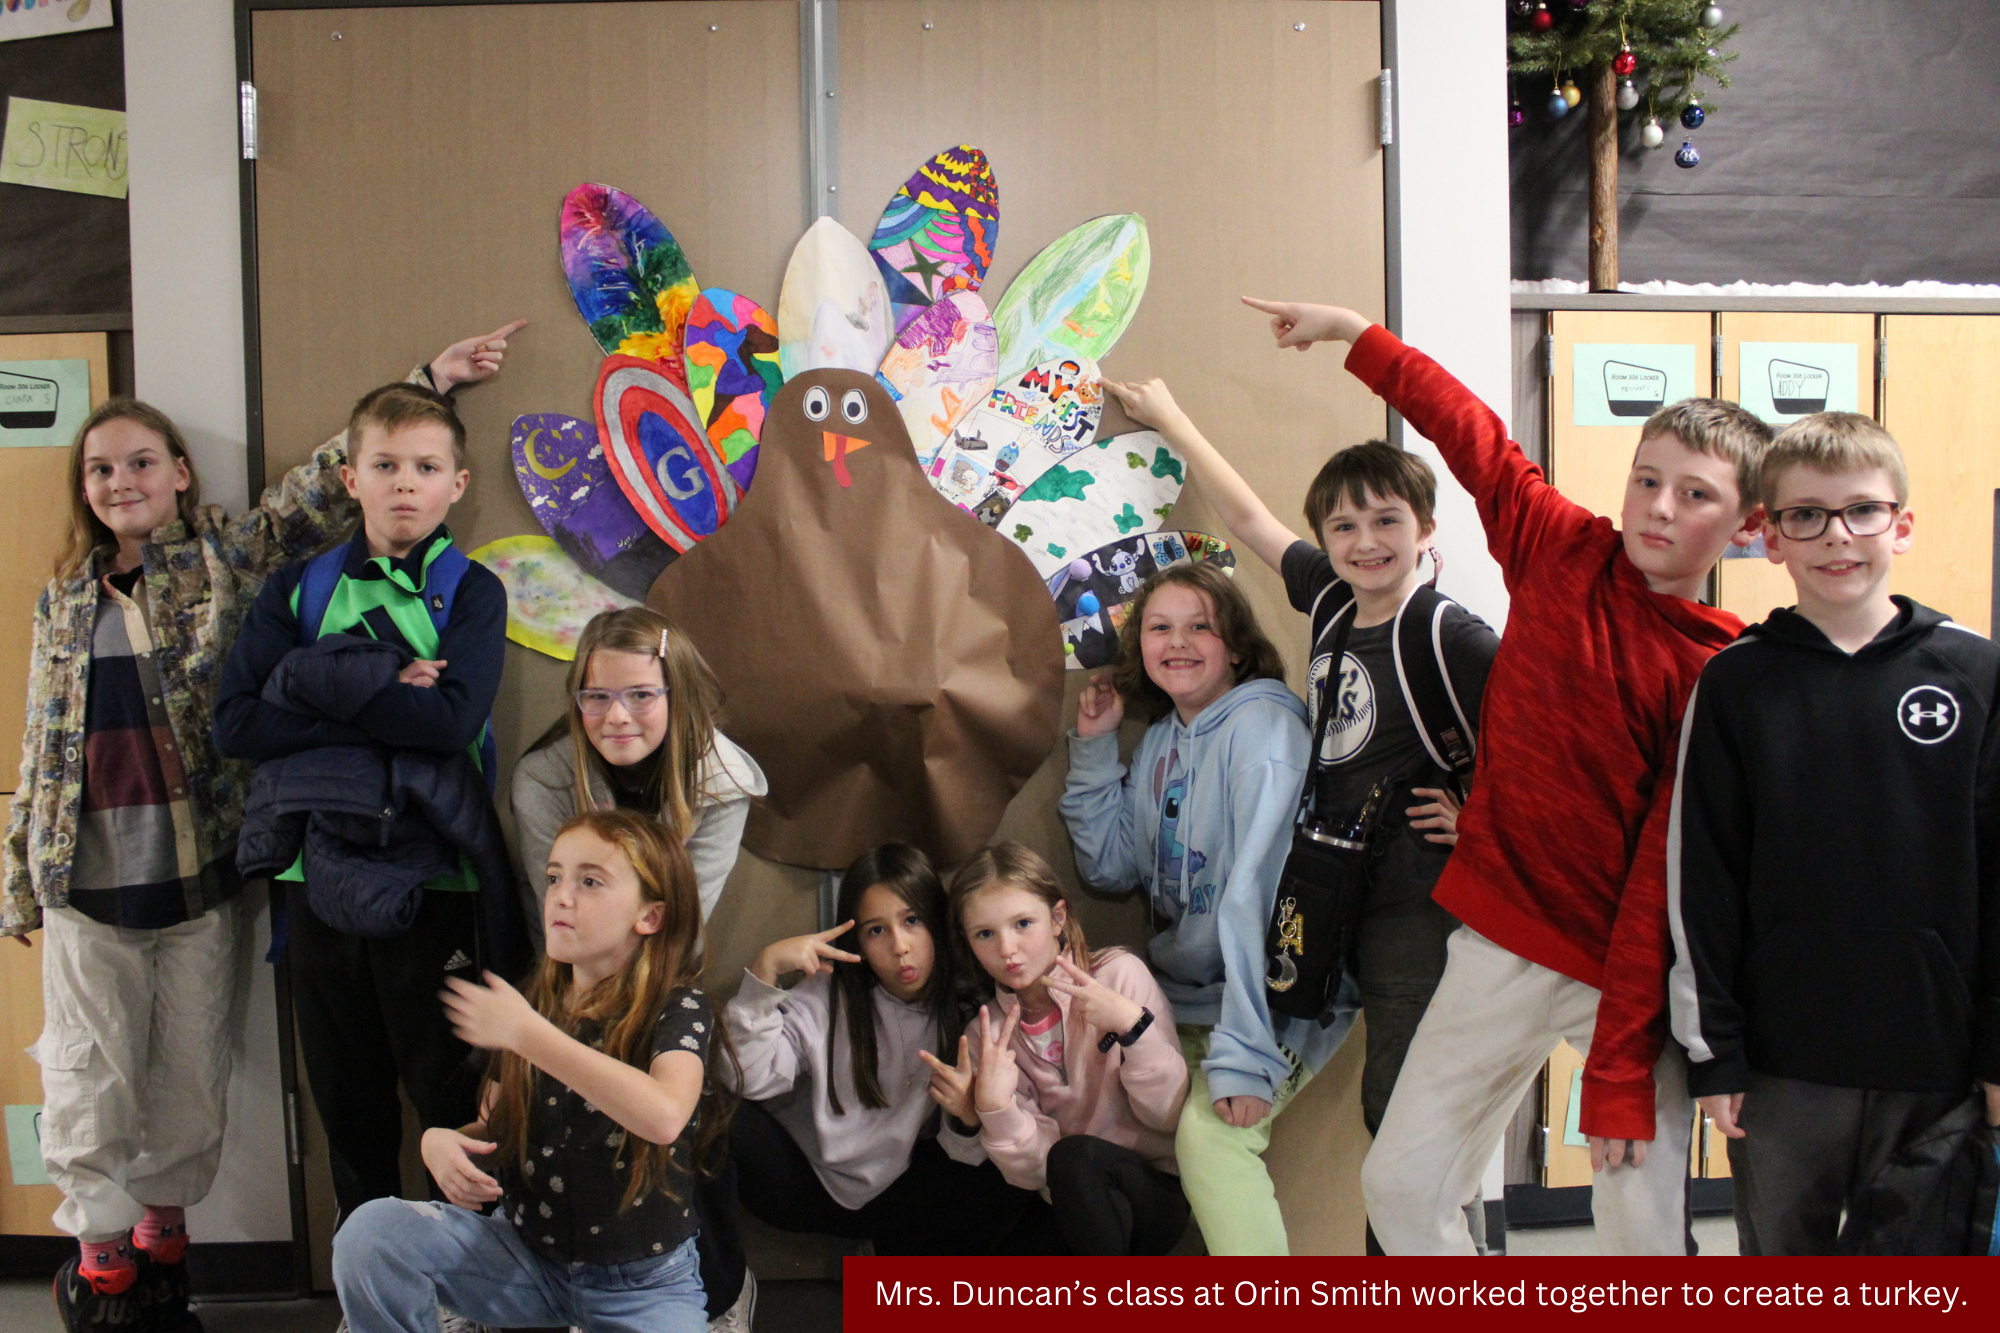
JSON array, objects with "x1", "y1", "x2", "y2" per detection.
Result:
[{"x1": 1668, "y1": 597, "x2": 2000, "y2": 1096}]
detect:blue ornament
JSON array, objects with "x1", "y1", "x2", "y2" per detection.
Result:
[
  {"x1": 1076, "y1": 592, "x2": 1101, "y2": 616},
  {"x1": 1681, "y1": 103, "x2": 1706, "y2": 129},
  {"x1": 1675, "y1": 140, "x2": 1701, "y2": 169},
  {"x1": 1547, "y1": 92, "x2": 1572, "y2": 119}
]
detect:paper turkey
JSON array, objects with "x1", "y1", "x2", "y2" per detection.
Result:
[{"x1": 646, "y1": 368, "x2": 1064, "y2": 869}]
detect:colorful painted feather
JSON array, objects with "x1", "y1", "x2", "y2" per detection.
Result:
[
  {"x1": 868, "y1": 146, "x2": 999, "y2": 336},
  {"x1": 991, "y1": 214, "x2": 1149, "y2": 384},
  {"x1": 683, "y1": 288, "x2": 781, "y2": 493},
  {"x1": 560, "y1": 183, "x2": 700, "y2": 372}
]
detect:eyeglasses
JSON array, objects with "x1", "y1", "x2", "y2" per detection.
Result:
[
  {"x1": 1770, "y1": 500, "x2": 1900, "y2": 541},
  {"x1": 574, "y1": 686, "x2": 668, "y2": 716}
]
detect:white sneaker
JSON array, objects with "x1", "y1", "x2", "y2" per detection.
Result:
[{"x1": 708, "y1": 1269, "x2": 757, "y2": 1333}]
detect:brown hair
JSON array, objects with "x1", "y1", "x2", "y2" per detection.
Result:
[
  {"x1": 1303, "y1": 439, "x2": 1437, "y2": 538},
  {"x1": 57, "y1": 399, "x2": 204, "y2": 580},
  {"x1": 947, "y1": 841, "x2": 1093, "y2": 990},
  {"x1": 1756, "y1": 411, "x2": 1909, "y2": 510},
  {"x1": 823, "y1": 843, "x2": 961, "y2": 1115},
  {"x1": 528, "y1": 608, "x2": 726, "y2": 842},
  {"x1": 346, "y1": 381, "x2": 467, "y2": 465},
  {"x1": 486, "y1": 810, "x2": 736, "y2": 1212},
  {"x1": 1637, "y1": 398, "x2": 1774, "y2": 512},
  {"x1": 1108, "y1": 562, "x2": 1287, "y2": 721}
]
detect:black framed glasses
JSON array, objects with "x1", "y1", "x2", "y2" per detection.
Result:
[
  {"x1": 574, "y1": 686, "x2": 668, "y2": 716},
  {"x1": 1770, "y1": 500, "x2": 1900, "y2": 541}
]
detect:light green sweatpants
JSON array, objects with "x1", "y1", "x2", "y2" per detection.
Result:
[{"x1": 1173, "y1": 1024, "x2": 1312, "y2": 1256}]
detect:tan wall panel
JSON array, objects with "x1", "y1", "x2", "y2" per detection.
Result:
[
  {"x1": 840, "y1": 0, "x2": 1385, "y2": 1255},
  {"x1": 1716, "y1": 312, "x2": 1877, "y2": 626},
  {"x1": 0, "y1": 332, "x2": 110, "y2": 1237},
  {"x1": 1880, "y1": 316, "x2": 2000, "y2": 635},
  {"x1": 1549, "y1": 311, "x2": 1713, "y2": 522}
]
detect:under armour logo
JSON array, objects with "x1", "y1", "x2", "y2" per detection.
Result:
[{"x1": 1898, "y1": 685, "x2": 1960, "y2": 744}]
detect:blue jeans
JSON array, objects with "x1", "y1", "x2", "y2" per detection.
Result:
[{"x1": 332, "y1": 1197, "x2": 706, "y2": 1333}]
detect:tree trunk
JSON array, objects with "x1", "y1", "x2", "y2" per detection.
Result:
[{"x1": 1587, "y1": 61, "x2": 1619, "y2": 292}]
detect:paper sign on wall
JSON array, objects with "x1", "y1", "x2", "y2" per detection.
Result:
[
  {"x1": 5, "y1": 1104, "x2": 51, "y2": 1187},
  {"x1": 0, "y1": 358, "x2": 91, "y2": 448},
  {"x1": 1738, "y1": 342, "x2": 1861, "y2": 424},
  {"x1": 1572, "y1": 343, "x2": 1700, "y2": 428},
  {"x1": 0, "y1": 1, "x2": 112, "y2": 46},
  {"x1": 1, "y1": 96, "x2": 127, "y2": 200}
]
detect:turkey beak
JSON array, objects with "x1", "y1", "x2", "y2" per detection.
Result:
[{"x1": 822, "y1": 431, "x2": 871, "y2": 488}]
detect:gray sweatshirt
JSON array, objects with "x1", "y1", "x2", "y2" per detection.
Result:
[
  {"x1": 509, "y1": 732, "x2": 766, "y2": 939},
  {"x1": 724, "y1": 969, "x2": 968, "y2": 1209}
]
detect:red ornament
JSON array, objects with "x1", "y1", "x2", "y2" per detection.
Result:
[
  {"x1": 1613, "y1": 49, "x2": 1637, "y2": 75},
  {"x1": 1530, "y1": 4, "x2": 1553, "y2": 32}
]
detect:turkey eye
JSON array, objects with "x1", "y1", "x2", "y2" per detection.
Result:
[
  {"x1": 840, "y1": 390, "x2": 869, "y2": 424},
  {"x1": 802, "y1": 386, "x2": 831, "y2": 421}
]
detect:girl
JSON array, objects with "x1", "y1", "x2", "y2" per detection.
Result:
[
  {"x1": 332, "y1": 810, "x2": 732, "y2": 1333},
  {"x1": 928, "y1": 841, "x2": 1189, "y2": 1256},
  {"x1": 725, "y1": 843, "x2": 1045, "y2": 1255},
  {"x1": 2, "y1": 326, "x2": 522, "y2": 1333},
  {"x1": 1058, "y1": 561, "x2": 1342, "y2": 1256},
  {"x1": 512, "y1": 606, "x2": 766, "y2": 934}
]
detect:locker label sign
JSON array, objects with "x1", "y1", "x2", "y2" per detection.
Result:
[
  {"x1": 0, "y1": 358, "x2": 90, "y2": 449},
  {"x1": 1739, "y1": 342, "x2": 1860, "y2": 425},
  {"x1": 1572, "y1": 344, "x2": 1700, "y2": 428}
]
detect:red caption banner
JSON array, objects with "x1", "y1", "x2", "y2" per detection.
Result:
[{"x1": 844, "y1": 1257, "x2": 1995, "y2": 1331}]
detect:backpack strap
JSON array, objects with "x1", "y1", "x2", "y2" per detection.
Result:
[
  {"x1": 295, "y1": 546, "x2": 350, "y2": 645},
  {"x1": 419, "y1": 544, "x2": 499, "y2": 789},
  {"x1": 1390, "y1": 584, "x2": 1478, "y2": 794}
]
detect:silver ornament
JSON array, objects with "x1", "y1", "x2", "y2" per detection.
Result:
[
  {"x1": 1701, "y1": 5, "x2": 1724, "y2": 28},
  {"x1": 1616, "y1": 79, "x2": 1640, "y2": 111},
  {"x1": 1640, "y1": 119, "x2": 1665, "y2": 148}
]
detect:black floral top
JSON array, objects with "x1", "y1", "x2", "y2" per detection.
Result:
[{"x1": 501, "y1": 986, "x2": 712, "y2": 1266}]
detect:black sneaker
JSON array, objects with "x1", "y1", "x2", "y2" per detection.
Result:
[
  {"x1": 135, "y1": 1250, "x2": 204, "y2": 1332},
  {"x1": 52, "y1": 1254, "x2": 148, "y2": 1332}
]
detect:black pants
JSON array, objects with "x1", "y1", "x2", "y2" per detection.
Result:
[
  {"x1": 695, "y1": 1155, "x2": 744, "y2": 1319},
  {"x1": 1043, "y1": 1134, "x2": 1188, "y2": 1256},
  {"x1": 731, "y1": 1099, "x2": 1050, "y2": 1254},
  {"x1": 288, "y1": 882, "x2": 484, "y2": 1224},
  {"x1": 1727, "y1": 1070, "x2": 1966, "y2": 1255}
]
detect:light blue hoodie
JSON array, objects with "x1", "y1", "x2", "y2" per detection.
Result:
[{"x1": 1060, "y1": 678, "x2": 1359, "y2": 1105}]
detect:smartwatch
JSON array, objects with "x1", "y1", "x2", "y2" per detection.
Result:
[{"x1": 1096, "y1": 1006, "x2": 1155, "y2": 1054}]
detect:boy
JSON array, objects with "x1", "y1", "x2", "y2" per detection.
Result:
[
  {"x1": 1668, "y1": 412, "x2": 2000, "y2": 1254},
  {"x1": 213, "y1": 383, "x2": 511, "y2": 1228},
  {"x1": 1241, "y1": 298, "x2": 1771, "y2": 1254},
  {"x1": 1104, "y1": 379, "x2": 1497, "y2": 1251}
]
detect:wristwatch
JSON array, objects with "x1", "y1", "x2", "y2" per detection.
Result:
[{"x1": 1097, "y1": 1006, "x2": 1155, "y2": 1054}]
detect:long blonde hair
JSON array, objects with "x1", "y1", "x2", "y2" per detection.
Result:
[
  {"x1": 530, "y1": 608, "x2": 725, "y2": 840},
  {"x1": 947, "y1": 841, "x2": 1094, "y2": 993},
  {"x1": 485, "y1": 811, "x2": 736, "y2": 1211},
  {"x1": 57, "y1": 399, "x2": 204, "y2": 580}
]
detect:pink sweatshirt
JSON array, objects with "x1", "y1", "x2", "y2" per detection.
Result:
[{"x1": 942, "y1": 949, "x2": 1189, "y2": 1191}]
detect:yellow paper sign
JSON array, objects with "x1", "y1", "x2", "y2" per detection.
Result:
[{"x1": 1, "y1": 96, "x2": 127, "y2": 200}]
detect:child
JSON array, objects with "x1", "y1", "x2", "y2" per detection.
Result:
[
  {"x1": 930, "y1": 842, "x2": 1188, "y2": 1256},
  {"x1": 1106, "y1": 380, "x2": 1497, "y2": 1239},
  {"x1": 331, "y1": 810, "x2": 729, "y2": 1332},
  {"x1": 1668, "y1": 412, "x2": 2000, "y2": 1254},
  {"x1": 512, "y1": 606, "x2": 765, "y2": 936},
  {"x1": 725, "y1": 842, "x2": 1045, "y2": 1254},
  {"x1": 212, "y1": 377, "x2": 520, "y2": 1234},
  {"x1": 1057, "y1": 560, "x2": 1320, "y2": 1256},
  {"x1": 3, "y1": 326, "x2": 520, "y2": 1333},
  {"x1": 1241, "y1": 298, "x2": 1772, "y2": 1254}
]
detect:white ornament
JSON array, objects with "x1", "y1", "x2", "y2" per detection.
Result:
[
  {"x1": 1701, "y1": 5, "x2": 1724, "y2": 29},
  {"x1": 1616, "y1": 79, "x2": 1640, "y2": 111},
  {"x1": 1640, "y1": 119, "x2": 1665, "y2": 148}
]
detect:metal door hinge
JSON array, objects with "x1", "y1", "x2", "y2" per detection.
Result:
[
  {"x1": 1876, "y1": 336, "x2": 1889, "y2": 381},
  {"x1": 1377, "y1": 69, "x2": 1394, "y2": 147},
  {"x1": 240, "y1": 81, "x2": 258, "y2": 160}
]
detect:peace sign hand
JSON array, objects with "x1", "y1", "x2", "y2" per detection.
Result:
[
  {"x1": 972, "y1": 1004, "x2": 1024, "y2": 1114},
  {"x1": 918, "y1": 1034, "x2": 979, "y2": 1130},
  {"x1": 1044, "y1": 957, "x2": 1144, "y2": 1040},
  {"x1": 750, "y1": 922, "x2": 863, "y2": 987}
]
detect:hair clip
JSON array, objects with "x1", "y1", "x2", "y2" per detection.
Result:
[{"x1": 658, "y1": 627, "x2": 670, "y2": 660}]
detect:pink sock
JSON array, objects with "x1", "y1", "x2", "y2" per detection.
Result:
[
  {"x1": 133, "y1": 1206, "x2": 188, "y2": 1264},
  {"x1": 77, "y1": 1234, "x2": 137, "y2": 1294}
]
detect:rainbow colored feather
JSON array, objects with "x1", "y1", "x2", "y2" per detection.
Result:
[
  {"x1": 560, "y1": 183, "x2": 700, "y2": 372},
  {"x1": 868, "y1": 146, "x2": 999, "y2": 336},
  {"x1": 684, "y1": 288, "x2": 781, "y2": 492}
]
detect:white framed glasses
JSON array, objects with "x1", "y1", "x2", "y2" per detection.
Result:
[{"x1": 574, "y1": 686, "x2": 668, "y2": 716}]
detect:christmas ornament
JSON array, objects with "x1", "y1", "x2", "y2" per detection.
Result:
[
  {"x1": 1675, "y1": 140, "x2": 1700, "y2": 168},
  {"x1": 1680, "y1": 101, "x2": 1706, "y2": 128},
  {"x1": 1613, "y1": 48, "x2": 1637, "y2": 76},
  {"x1": 1509, "y1": 100, "x2": 1525, "y2": 127},
  {"x1": 1530, "y1": 3, "x2": 1553, "y2": 33},
  {"x1": 1560, "y1": 80, "x2": 1582, "y2": 107},
  {"x1": 1511, "y1": 0, "x2": 1533, "y2": 16},
  {"x1": 1616, "y1": 79, "x2": 1640, "y2": 111},
  {"x1": 1547, "y1": 91, "x2": 1572, "y2": 119},
  {"x1": 1701, "y1": 5, "x2": 1724, "y2": 29},
  {"x1": 1640, "y1": 119, "x2": 1664, "y2": 148}
]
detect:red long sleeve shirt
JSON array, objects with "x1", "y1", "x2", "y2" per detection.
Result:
[{"x1": 1345, "y1": 326, "x2": 1742, "y2": 1139}]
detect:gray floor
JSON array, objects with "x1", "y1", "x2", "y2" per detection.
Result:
[
  {"x1": 0, "y1": 1277, "x2": 843, "y2": 1332},
  {"x1": 1504, "y1": 1216, "x2": 1740, "y2": 1256}
]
